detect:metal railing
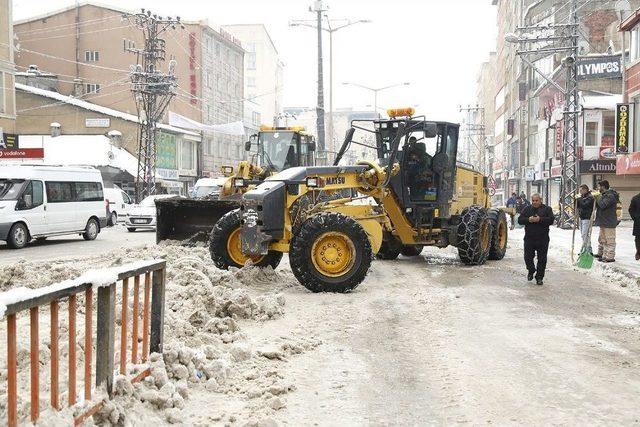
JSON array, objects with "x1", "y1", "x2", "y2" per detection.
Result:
[{"x1": 2, "y1": 260, "x2": 167, "y2": 427}]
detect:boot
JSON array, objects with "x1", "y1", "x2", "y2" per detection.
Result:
[{"x1": 635, "y1": 251, "x2": 640, "y2": 261}]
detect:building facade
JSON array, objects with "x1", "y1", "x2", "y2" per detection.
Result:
[
  {"x1": 14, "y1": 2, "x2": 245, "y2": 176},
  {"x1": 479, "y1": 0, "x2": 639, "y2": 214},
  {"x1": 222, "y1": 24, "x2": 284, "y2": 134},
  {"x1": 0, "y1": 0, "x2": 16, "y2": 136}
]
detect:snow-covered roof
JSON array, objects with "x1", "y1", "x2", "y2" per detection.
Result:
[
  {"x1": 19, "y1": 135, "x2": 139, "y2": 177},
  {"x1": 582, "y1": 94, "x2": 623, "y2": 110},
  {"x1": 15, "y1": 83, "x2": 200, "y2": 137},
  {"x1": 14, "y1": 1, "x2": 130, "y2": 26}
]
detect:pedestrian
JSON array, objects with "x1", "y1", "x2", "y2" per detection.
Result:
[
  {"x1": 515, "y1": 196, "x2": 526, "y2": 228},
  {"x1": 594, "y1": 180, "x2": 620, "y2": 263},
  {"x1": 629, "y1": 191, "x2": 640, "y2": 261},
  {"x1": 576, "y1": 184, "x2": 595, "y2": 254},
  {"x1": 520, "y1": 191, "x2": 530, "y2": 205},
  {"x1": 518, "y1": 193, "x2": 554, "y2": 285},
  {"x1": 506, "y1": 192, "x2": 517, "y2": 229}
]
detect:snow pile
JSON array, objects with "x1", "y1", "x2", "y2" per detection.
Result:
[{"x1": 0, "y1": 242, "x2": 311, "y2": 425}]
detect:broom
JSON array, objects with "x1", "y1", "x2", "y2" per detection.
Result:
[{"x1": 576, "y1": 195, "x2": 597, "y2": 269}]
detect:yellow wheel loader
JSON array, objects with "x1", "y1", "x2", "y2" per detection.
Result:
[
  {"x1": 155, "y1": 126, "x2": 317, "y2": 243},
  {"x1": 209, "y1": 109, "x2": 509, "y2": 292}
]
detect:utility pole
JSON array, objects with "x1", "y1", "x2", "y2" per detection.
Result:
[
  {"x1": 505, "y1": 1, "x2": 581, "y2": 228},
  {"x1": 124, "y1": 9, "x2": 182, "y2": 202},
  {"x1": 312, "y1": 1, "x2": 327, "y2": 155},
  {"x1": 459, "y1": 105, "x2": 486, "y2": 172},
  {"x1": 290, "y1": 17, "x2": 370, "y2": 154}
]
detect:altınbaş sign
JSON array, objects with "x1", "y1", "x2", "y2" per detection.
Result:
[
  {"x1": 579, "y1": 159, "x2": 616, "y2": 174},
  {"x1": 615, "y1": 103, "x2": 631, "y2": 154},
  {"x1": 576, "y1": 55, "x2": 622, "y2": 81}
]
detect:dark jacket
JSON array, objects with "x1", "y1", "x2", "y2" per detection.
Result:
[
  {"x1": 518, "y1": 204, "x2": 555, "y2": 241},
  {"x1": 595, "y1": 189, "x2": 620, "y2": 228},
  {"x1": 576, "y1": 193, "x2": 595, "y2": 220},
  {"x1": 630, "y1": 193, "x2": 640, "y2": 236},
  {"x1": 515, "y1": 201, "x2": 526, "y2": 214},
  {"x1": 506, "y1": 196, "x2": 517, "y2": 208}
]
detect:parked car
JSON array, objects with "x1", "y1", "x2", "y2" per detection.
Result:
[
  {"x1": 104, "y1": 186, "x2": 133, "y2": 225},
  {"x1": 125, "y1": 194, "x2": 180, "y2": 232},
  {"x1": 189, "y1": 177, "x2": 228, "y2": 199},
  {"x1": 0, "y1": 165, "x2": 107, "y2": 249}
]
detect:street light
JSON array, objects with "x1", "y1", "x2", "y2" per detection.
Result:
[
  {"x1": 342, "y1": 81, "x2": 410, "y2": 118},
  {"x1": 289, "y1": 17, "x2": 371, "y2": 153}
]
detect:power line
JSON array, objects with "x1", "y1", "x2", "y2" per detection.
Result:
[
  {"x1": 14, "y1": 14, "x2": 121, "y2": 35},
  {"x1": 18, "y1": 24, "x2": 134, "y2": 43}
]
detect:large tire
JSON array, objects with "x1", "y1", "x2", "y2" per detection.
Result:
[
  {"x1": 487, "y1": 208, "x2": 508, "y2": 260},
  {"x1": 376, "y1": 237, "x2": 402, "y2": 260},
  {"x1": 401, "y1": 245, "x2": 424, "y2": 257},
  {"x1": 83, "y1": 218, "x2": 99, "y2": 241},
  {"x1": 457, "y1": 206, "x2": 493, "y2": 265},
  {"x1": 209, "y1": 209, "x2": 282, "y2": 270},
  {"x1": 7, "y1": 223, "x2": 29, "y2": 249},
  {"x1": 290, "y1": 212, "x2": 372, "y2": 293}
]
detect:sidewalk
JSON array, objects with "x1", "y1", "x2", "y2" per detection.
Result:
[{"x1": 509, "y1": 221, "x2": 639, "y2": 288}]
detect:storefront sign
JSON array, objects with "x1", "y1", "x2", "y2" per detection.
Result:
[
  {"x1": 554, "y1": 120, "x2": 563, "y2": 160},
  {"x1": 157, "y1": 132, "x2": 177, "y2": 169},
  {"x1": 189, "y1": 32, "x2": 197, "y2": 105},
  {"x1": 85, "y1": 118, "x2": 110, "y2": 128},
  {"x1": 0, "y1": 132, "x2": 19, "y2": 149},
  {"x1": 0, "y1": 148, "x2": 44, "y2": 159},
  {"x1": 579, "y1": 159, "x2": 616, "y2": 174},
  {"x1": 525, "y1": 167, "x2": 535, "y2": 181},
  {"x1": 157, "y1": 168, "x2": 179, "y2": 180},
  {"x1": 550, "y1": 165, "x2": 563, "y2": 177},
  {"x1": 615, "y1": 103, "x2": 630, "y2": 154},
  {"x1": 599, "y1": 146, "x2": 616, "y2": 160},
  {"x1": 577, "y1": 55, "x2": 622, "y2": 81},
  {"x1": 616, "y1": 152, "x2": 640, "y2": 175}
]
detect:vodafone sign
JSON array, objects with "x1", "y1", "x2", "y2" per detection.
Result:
[
  {"x1": 0, "y1": 148, "x2": 45, "y2": 159},
  {"x1": 617, "y1": 152, "x2": 640, "y2": 175}
]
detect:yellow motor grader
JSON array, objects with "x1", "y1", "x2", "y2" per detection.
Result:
[
  {"x1": 155, "y1": 126, "x2": 317, "y2": 243},
  {"x1": 209, "y1": 109, "x2": 509, "y2": 292}
]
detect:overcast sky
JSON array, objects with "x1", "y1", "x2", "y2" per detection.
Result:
[{"x1": 12, "y1": 0, "x2": 497, "y2": 122}]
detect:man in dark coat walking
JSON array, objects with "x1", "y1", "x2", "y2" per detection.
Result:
[
  {"x1": 630, "y1": 192, "x2": 640, "y2": 261},
  {"x1": 518, "y1": 193, "x2": 555, "y2": 285},
  {"x1": 594, "y1": 180, "x2": 620, "y2": 263}
]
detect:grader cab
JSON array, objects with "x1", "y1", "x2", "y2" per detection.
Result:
[{"x1": 209, "y1": 109, "x2": 508, "y2": 292}]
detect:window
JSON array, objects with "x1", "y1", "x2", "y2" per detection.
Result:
[
  {"x1": 495, "y1": 86, "x2": 505, "y2": 111},
  {"x1": 247, "y1": 77, "x2": 256, "y2": 88},
  {"x1": 252, "y1": 111, "x2": 261, "y2": 126},
  {"x1": 121, "y1": 191, "x2": 132, "y2": 204},
  {"x1": 84, "y1": 50, "x2": 99, "y2": 62},
  {"x1": 46, "y1": 182, "x2": 74, "y2": 203},
  {"x1": 631, "y1": 28, "x2": 640, "y2": 62},
  {"x1": 181, "y1": 140, "x2": 195, "y2": 170},
  {"x1": 75, "y1": 182, "x2": 103, "y2": 201},
  {"x1": 247, "y1": 52, "x2": 257, "y2": 70},
  {"x1": 18, "y1": 181, "x2": 44, "y2": 209},
  {"x1": 86, "y1": 84, "x2": 101, "y2": 94},
  {"x1": 122, "y1": 39, "x2": 135, "y2": 51},
  {"x1": 494, "y1": 114, "x2": 505, "y2": 137},
  {"x1": 585, "y1": 122, "x2": 598, "y2": 147},
  {"x1": 45, "y1": 181, "x2": 103, "y2": 202},
  {"x1": 0, "y1": 72, "x2": 4, "y2": 114}
]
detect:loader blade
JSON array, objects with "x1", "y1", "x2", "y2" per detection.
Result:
[{"x1": 155, "y1": 198, "x2": 240, "y2": 245}]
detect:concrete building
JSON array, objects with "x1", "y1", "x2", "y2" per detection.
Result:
[
  {"x1": 0, "y1": 0, "x2": 16, "y2": 137},
  {"x1": 14, "y1": 83, "x2": 201, "y2": 195},
  {"x1": 482, "y1": 0, "x2": 639, "y2": 211},
  {"x1": 222, "y1": 24, "x2": 284, "y2": 134},
  {"x1": 13, "y1": 2, "x2": 245, "y2": 175}
]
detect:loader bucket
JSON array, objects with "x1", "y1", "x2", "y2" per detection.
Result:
[{"x1": 155, "y1": 198, "x2": 240, "y2": 244}]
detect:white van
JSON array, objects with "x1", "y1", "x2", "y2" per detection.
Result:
[
  {"x1": 0, "y1": 165, "x2": 108, "y2": 249},
  {"x1": 104, "y1": 186, "x2": 133, "y2": 225}
]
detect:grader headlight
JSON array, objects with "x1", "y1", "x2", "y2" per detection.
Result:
[{"x1": 387, "y1": 107, "x2": 415, "y2": 118}]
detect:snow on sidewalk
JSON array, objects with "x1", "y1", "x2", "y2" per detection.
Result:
[{"x1": 509, "y1": 222, "x2": 639, "y2": 289}]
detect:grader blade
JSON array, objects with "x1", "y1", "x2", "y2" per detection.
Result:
[{"x1": 155, "y1": 198, "x2": 240, "y2": 244}]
